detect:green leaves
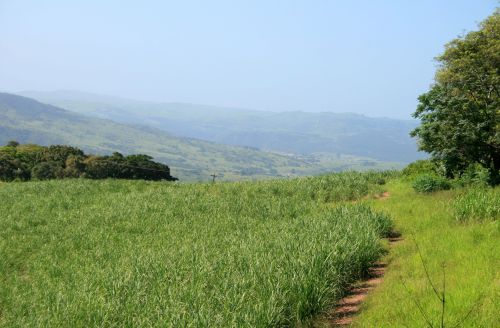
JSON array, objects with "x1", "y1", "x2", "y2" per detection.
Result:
[
  {"x1": 412, "y1": 10, "x2": 500, "y2": 182},
  {"x1": 412, "y1": 174, "x2": 451, "y2": 193},
  {"x1": 0, "y1": 142, "x2": 177, "y2": 182}
]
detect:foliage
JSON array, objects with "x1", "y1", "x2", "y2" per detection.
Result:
[
  {"x1": 0, "y1": 142, "x2": 177, "y2": 182},
  {"x1": 412, "y1": 174, "x2": 451, "y2": 193},
  {"x1": 64, "y1": 155, "x2": 86, "y2": 178},
  {"x1": 31, "y1": 161, "x2": 63, "y2": 180},
  {"x1": 41, "y1": 145, "x2": 84, "y2": 163},
  {"x1": 458, "y1": 163, "x2": 491, "y2": 187},
  {"x1": 6, "y1": 140, "x2": 19, "y2": 147},
  {"x1": 0, "y1": 154, "x2": 30, "y2": 181},
  {"x1": 0, "y1": 172, "x2": 391, "y2": 327},
  {"x1": 411, "y1": 11, "x2": 500, "y2": 183},
  {"x1": 454, "y1": 187, "x2": 500, "y2": 222},
  {"x1": 402, "y1": 159, "x2": 441, "y2": 177}
]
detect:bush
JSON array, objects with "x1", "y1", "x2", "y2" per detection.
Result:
[
  {"x1": 31, "y1": 161, "x2": 63, "y2": 180},
  {"x1": 459, "y1": 163, "x2": 491, "y2": 187},
  {"x1": 0, "y1": 143, "x2": 177, "y2": 182},
  {"x1": 454, "y1": 187, "x2": 500, "y2": 222},
  {"x1": 403, "y1": 159, "x2": 440, "y2": 177},
  {"x1": 6, "y1": 140, "x2": 19, "y2": 147},
  {"x1": 82, "y1": 156, "x2": 120, "y2": 179},
  {"x1": 412, "y1": 174, "x2": 451, "y2": 193},
  {"x1": 63, "y1": 155, "x2": 86, "y2": 178},
  {"x1": 0, "y1": 155, "x2": 30, "y2": 181}
]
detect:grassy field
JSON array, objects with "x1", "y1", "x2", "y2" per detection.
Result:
[
  {"x1": 353, "y1": 181, "x2": 500, "y2": 327},
  {"x1": 0, "y1": 172, "x2": 393, "y2": 327}
]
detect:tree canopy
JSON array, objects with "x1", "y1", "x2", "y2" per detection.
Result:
[
  {"x1": 411, "y1": 10, "x2": 499, "y2": 183},
  {"x1": 0, "y1": 142, "x2": 177, "y2": 182}
]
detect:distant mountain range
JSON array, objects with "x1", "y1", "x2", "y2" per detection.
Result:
[
  {"x1": 20, "y1": 90, "x2": 425, "y2": 163},
  {"x1": 1, "y1": 92, "x2": 405, "y2": 181}
]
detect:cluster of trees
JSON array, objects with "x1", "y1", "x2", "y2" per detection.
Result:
[
  {"x1": 411, "y1": 10, "x2": 499, "y2": 184},
  {"x1": 0, "y1": 141, "x2": 177, "y2": 182}
]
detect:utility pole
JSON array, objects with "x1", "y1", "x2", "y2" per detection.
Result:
[{"x1": 210, "y1": 173, "x2": 218, "y2": 183}]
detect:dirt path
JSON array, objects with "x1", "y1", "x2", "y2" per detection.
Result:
[
  {"x1": 323, "y1": 191, "x2": 399, "y2": 326},
  {"x1": 375, "y1": 191, "x2": 391, "y2": 200},
  {"x1": 325, "y1": 236, "x2": 401, "y2": 326}
]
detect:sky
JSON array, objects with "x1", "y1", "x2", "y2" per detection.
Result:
[{"x1": 0, "y1": 0, "x2": 497, "y2": 119}]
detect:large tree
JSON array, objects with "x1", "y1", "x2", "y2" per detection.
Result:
[{"x1": 411, "y1": 10, "x2": 499, "y2": 182}]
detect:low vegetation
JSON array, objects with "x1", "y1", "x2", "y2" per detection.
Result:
[
  {"x1": 411, "y1": 174, "x2": 451, "y2": 193},
  {"x1": 0, "y1": 171, "x2": 392, "y2": 327},
  {"x1": 402, "y1": 159, "x2": 442, "y2": 177},
  {"x1": 454, "y1": 187, "x2": 500, "y2": 222},
  {"x1": 353, "y1": 181, "x2": 500, "y2": 327},
  {"x1": 0, "y1": 142, "x2": 176, "y2": 182},
  {"x1": 2, "y1": 162, "x2": 498, "y2": 327}
]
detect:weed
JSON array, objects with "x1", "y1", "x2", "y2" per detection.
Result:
[
  {"x1": 454, "y1": 187, "x2": 500, "y2": 222},
  {"x1": 412, "y1": 174, "x2": 451, "y2": 193}
]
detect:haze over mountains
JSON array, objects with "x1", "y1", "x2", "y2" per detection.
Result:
[
  {"x1": 20, "y1": 90, "x2": 424, "y2": 163},
  {"x1": 2, "y1": 92, "x2": 412, "y2": 181}
]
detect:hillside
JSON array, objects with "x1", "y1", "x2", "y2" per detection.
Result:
[
  {"x1": 20, "y1": 90, "x2": 425, "y2": 163},
  {"x1": 0, "y1": 93, "x2": 397, "y2": 181}
]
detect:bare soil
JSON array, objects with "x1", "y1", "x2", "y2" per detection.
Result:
[
  {"x1": 375, "y1": 191, "x2": 391, "y2": 200},
  {"x1": 324, "y1": 234, "x2": 402, "y2": 326},
  {"x1": 323, "y1": 190, "x2": 399, "y2": 326}
]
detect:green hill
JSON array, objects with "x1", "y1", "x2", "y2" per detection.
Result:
[
  {"x1": 20, "y1": 90, "x2": 425, "y2": 163},
  {"x1": 0, "y1": 93, "x2": 398, "y2": 181}
]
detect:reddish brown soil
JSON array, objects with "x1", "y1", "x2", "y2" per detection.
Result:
[
  {"x1": 325, "y1": 235, "x2": 402, "y2": 326},
  {"x1": 329, "y1": 263, "x2": 386, "y2": 325},
  {"x1": 375, "y1": 191, "x2": 391, "y2": 200}
]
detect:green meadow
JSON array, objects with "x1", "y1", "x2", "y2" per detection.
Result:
[
  {"x1": 1, "y1": 171, "x2": 499, "y2": 327},
  {"x1": 0, "y1": 172, "x2": 393, "y2": 327}
]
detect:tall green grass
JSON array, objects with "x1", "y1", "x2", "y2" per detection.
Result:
[
  {"x1": 454, "y1": 187, "x2": 500, "y2": 222},
  {"x1": 0, "y1": 172, "x2": 391, "y2": 327},
  {"x1": 411, "y1": 174, "x2": 451, "y2": 193}
]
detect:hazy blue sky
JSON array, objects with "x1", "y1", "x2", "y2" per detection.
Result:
[{"x1": 0, "y1": 1, "x2": 497, "y2": 118}]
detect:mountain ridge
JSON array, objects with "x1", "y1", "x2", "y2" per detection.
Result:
[
  {"x1": 18, "y1": 90, "x2": 424, "y2": 163},
  {"x1": 0, "y1": 92, "x2": 400, "y2": 181}
]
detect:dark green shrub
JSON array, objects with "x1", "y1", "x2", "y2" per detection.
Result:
[
  {"x1": 0, "y1": 155, "x2": 30, "y2": 181},
  {"x1": 0, "y1": 156, "x2": 18, "y2": 182},
  {"x1": 1, "y1": 142, "x2": 177, "y2": 182},
  {"x1": 459, "y1": 163, "x2": 491, "y2": 187},
  {"x1": 31, "y1": 161, "x2": 63, "y2": 180},
  {"x1": 412, "y1": 174, "x2": 451, "y2": 193},
  {"x1": 82, "y1": 156, "x2": 120, "y2": 179},
  {"x1": 6, "y1": 140, "x2": 19, "y2": 147}
]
